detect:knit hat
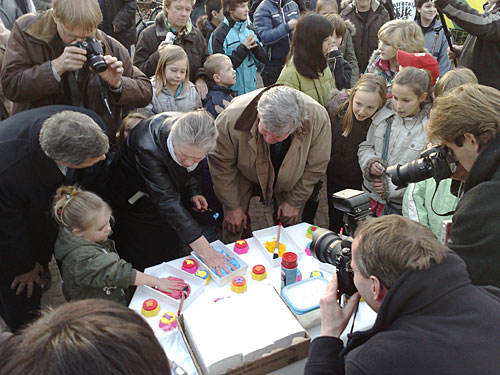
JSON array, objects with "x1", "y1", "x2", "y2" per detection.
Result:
[{"x1": 397, "y1": 50, "x2": 440, "y2": 85}]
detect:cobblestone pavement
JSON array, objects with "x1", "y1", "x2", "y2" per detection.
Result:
[{"x1": 248, "y1": 183, "x2": 329, "y2": 230}]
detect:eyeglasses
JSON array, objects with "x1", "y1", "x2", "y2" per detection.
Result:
[{"x1": 56, "y1": 18, "x2": 96, "y2": 42}]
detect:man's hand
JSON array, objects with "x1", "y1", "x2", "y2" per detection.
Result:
[
  {"x1": 277, "y1": 201, "x2": 300, "y2": 226},
  {"x1": 10, "y1": 262, "x2": 43, "y2": 298},
  {"x1": 224, "y1": 207, "x2": 247, "y2": 234},
  {"x1": 195, "y1": 77, "x2": 208, "y2": 100},
  {"x1": 370, "y1": 161, "x2": 385, "y2": 176},
  {"x1": 242, "y1": 34, "x2": 258, "y2": 50},
  {"x1": 287, "y1": 18, "x2": 298, "y2": 30},
  {"x1": 51, "y1": 45, "x2": 87, "y2": 76},
  {"x1": 320, "y1": 273, "x2": 360, "y2": 337},
  {"x1": 447, "y1": 45, "x2": 463, "y2": 60},
  {"x1": 191, "y1": 195, "x2": 209, "y2": 212},
  {"x1": 97, "y1": 55, "x2": 124, "y2": 89}
]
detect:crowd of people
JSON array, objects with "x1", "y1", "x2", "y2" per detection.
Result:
[{"x1": 1, "y1": 0, "x2": 500, "y2": 373}]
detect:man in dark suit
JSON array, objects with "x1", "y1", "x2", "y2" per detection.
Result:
[{"x1": 0, "y1": 105, "x2": 109, "y2": 332}]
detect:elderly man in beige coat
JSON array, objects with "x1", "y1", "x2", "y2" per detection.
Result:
[{"x1": 208, "y1": 85, "x2": 331, "y2": 242}]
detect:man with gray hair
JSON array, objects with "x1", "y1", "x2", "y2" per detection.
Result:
[
  {"x1": 0, "y1": 105, "x2": 109, "y2": 332},
  {"x1": 208, "y1": 85, "x2": 331, "y2": 241}
]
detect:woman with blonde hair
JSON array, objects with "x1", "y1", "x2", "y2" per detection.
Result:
[{"x1": 365, "y1": 19, "x2": 426, "y2": 90}]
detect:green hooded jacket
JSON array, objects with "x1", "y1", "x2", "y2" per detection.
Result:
[{"x1": 54, "y1": 228, "x2": 136, "y2": 305}]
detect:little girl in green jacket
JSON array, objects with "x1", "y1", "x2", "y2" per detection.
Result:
[{"x1": 52, "y1": 185, "x2": 182, "y2": 304}]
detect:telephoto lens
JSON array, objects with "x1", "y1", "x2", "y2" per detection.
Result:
[
  {"x1": 387, "y1": 146, "x2": 456, "y2": 188},
  {"x1": 310, "y1": 227, "x2": 357, "y2": 297}
]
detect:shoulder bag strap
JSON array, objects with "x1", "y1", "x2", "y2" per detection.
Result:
[{"x1": 381, "y1": 115, "x2": 394, "y2": 162}]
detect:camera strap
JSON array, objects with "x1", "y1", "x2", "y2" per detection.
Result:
[
  {"x1": 430, "y1": 180, "x2": 456, "y2": 217},
  {"x1": 381, "y1": 115, "x2": 394, "y2": 162},
  {"x1": 98, "y1": 80, "x2": 114, "y2": 118},
  {"x1": 67, "y1": 72, "x2": 84, "y2": 108}
]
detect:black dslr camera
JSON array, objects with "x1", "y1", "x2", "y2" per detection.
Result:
[
  {"x1": 310, "y1": 229, "x2": 356, "y2": 298},
  {"x1": 310, "y1": 189, "x2": 372, "y2": 298},
  {"x1": 387, "y1": 145, "x2": 457, "y2": 188},
  {"x1": 73, "y1": 37, "x2": 107, "y2": 73}
]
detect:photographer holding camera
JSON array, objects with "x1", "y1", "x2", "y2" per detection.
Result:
[
  {"x1": 305, "y1": 215, "x2": 500, "y2": 375},
  {"x1": 426, "y1": 83, "x2": 500, "y2": 287},
  {"x1": 0, "y1": 0, "x2": 153, "y2": 142}
]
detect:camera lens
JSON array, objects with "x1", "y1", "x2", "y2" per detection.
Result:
[
  {"x1": 387, "y1": 158, "x2": 431, "y2": 188},
  {"x1": 310, "y1": 227, "x2": 357, "y2": 297},
  {"x1": 89, "y1": 54, "x2": 107, "y2": 73},
  {"x1": 310, "y1": 228, "x2": 343, "y2": 265}
]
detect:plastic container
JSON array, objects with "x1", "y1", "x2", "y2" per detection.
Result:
[
  {"x1": 252, "y1": 225, "x2": 304, "y2": 267},
  {"x1": 142, "y1": 261, "x2": 205, "y2": 311},
  {"x1": 281, "y1": 277, "x2": 330, "y2": 329},
  {"x1": 190, "y1": 240, "x2": 248, "y2": 286}
]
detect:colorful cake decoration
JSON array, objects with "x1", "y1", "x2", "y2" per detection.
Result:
[
  {"x1": 195, "y1": 269, "x2": 210, "y2": 285},
  {"x1": 181, "y1": 258, "x2": 198, "y2": 274},
  {"x1": 251, "y1": 264, "x2": 267, "y2": 281},
  {"x1": 306, "y1": 226, "x2": 319, "y2": 239},
  {"x1": 231, "y1": 275, "x2": 247, "y2": 293},
  {"x1": 141, "y1": 298, "x2": 160, "y2": 318},
  {"x1": 159, "y1": 312, "x2": 178, "y2": 332},
  {"x1": 297, "y1": 269, "x2": 302, "y2": 282},
  {"x1": 305, "y1": 241, "x2": 312, "y2": 256},
  {"x1": 310, "y1": 270, "x2": 324, "y2": 278},
  {"x1": 234, "y1": 239, "x2": 249, "y2": 254}
]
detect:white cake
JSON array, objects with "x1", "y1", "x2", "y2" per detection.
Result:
[{"x1": 182, "y1": 284, "x2": 306, "y2": 375}]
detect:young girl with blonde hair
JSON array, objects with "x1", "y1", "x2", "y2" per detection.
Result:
[
  {"x1": 53, "y1": 185, "x2": 182, "y2": 304},
  {"x1": 358, "y1": 67, "x2": 433, "y2": 216},
  {"x1": 145, "y1": 45, "x2": 202, "y2": 114},
  {"x1": 326, "y1": 73, "x2": 387, "y2": 232},
  {"x1": 365, "y1": 20, "x2": 426, "y2": 90},
  {"x1": 402, "y1": 68, "x2": 478, "y2": 238}
]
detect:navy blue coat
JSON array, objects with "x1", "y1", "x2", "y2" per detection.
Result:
[
  {"x1": 253, "y1": 0, "x2": 300, "y2": 64},
  {"x1": 305, "y1": 252, "x2": 500, "y2": 374},
  {"x1": 203, "y1": 85, "x2": 237, "y2": 119},
  {"x1": 0, "y1": 105, "x2": 108, "y2": 283}
]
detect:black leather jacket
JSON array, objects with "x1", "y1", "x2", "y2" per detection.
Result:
[{"x1": 109, "y1": 113, "x2": 203, "y2": 245}]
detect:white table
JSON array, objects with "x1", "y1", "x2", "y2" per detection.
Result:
[{"x1": 129, "y1": 222, "x2": 376, "y2": 374}]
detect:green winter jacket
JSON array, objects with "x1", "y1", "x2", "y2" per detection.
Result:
[
  {"x1": 276, "y1": 58, "x2": 335, "y2": 106},
  {"x1": 54, "y1": 228, "x2": 136, "y2": 305},
  {"x1": 403, "y1": 178, "x2": 458, "y2": 240}
]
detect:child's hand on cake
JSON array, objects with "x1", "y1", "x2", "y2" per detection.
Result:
[{"x1": 156, "y1": 278, "x2": 184, "y2": 294}]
